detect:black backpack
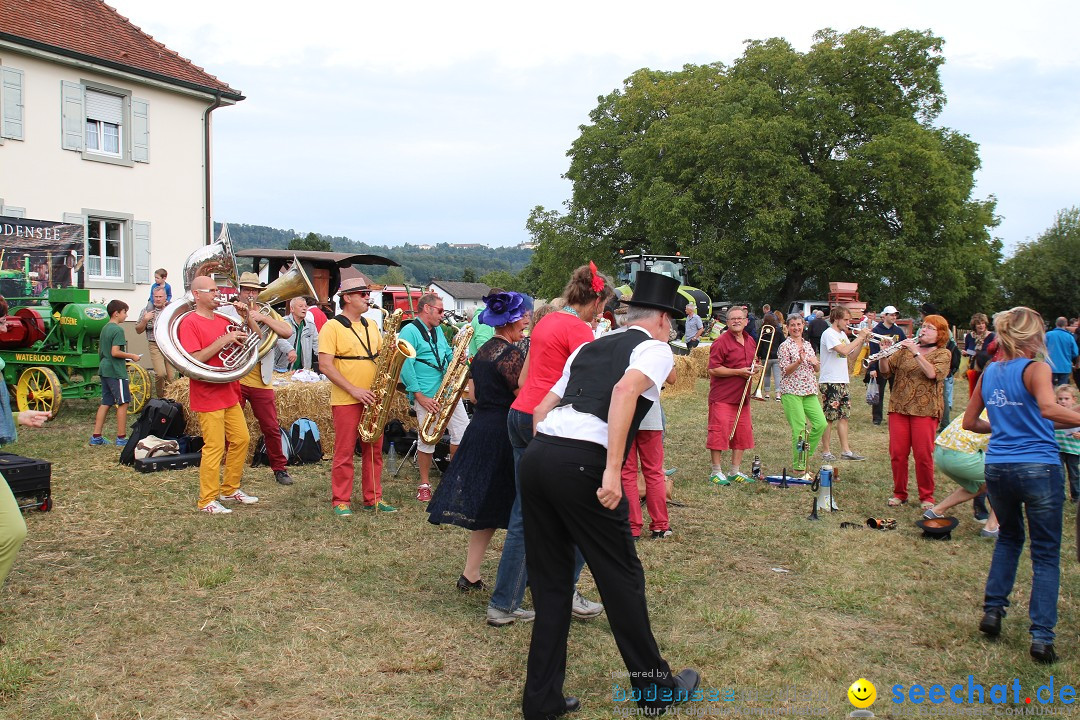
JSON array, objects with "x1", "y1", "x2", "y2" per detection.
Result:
[
  {"x1": 289, "y1": 418, "x2": 324, "y2": 464},
  {"x1": 120, "y1": 399, "x2": 186, "y2": 465},
  {"x1": 251, "y1": 427, "x2": 294, "y2": 468}
]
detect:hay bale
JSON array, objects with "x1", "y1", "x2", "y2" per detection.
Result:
[
  {"x1": 689, "y1": 345, "x2": 711, "y2": 378},
  {"x1": 663, "y1": 356, "x2": 698, "y2": 396},
  {"x1": 165, "y1": 375, "x2": 336, "y2": 456}
]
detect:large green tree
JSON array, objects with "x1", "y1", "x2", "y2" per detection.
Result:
[
  {"x1": 527, "y1": 27, "x2": 1000, "y2": 314},
  {"x1": 1000, "y1": 207, "x2": 1080, "y2": 319}
]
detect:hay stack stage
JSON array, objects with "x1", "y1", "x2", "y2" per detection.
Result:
[{"x1": 164, "y1": 375, "x2": 420, "y2": 458}]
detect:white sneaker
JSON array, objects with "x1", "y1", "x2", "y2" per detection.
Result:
[
  {"x1": 486, "y1": 606, "x2": 536, "y2": 627},
  {"x1": 199, "y1": 500, "x2": 232, "y2": 514},
  {"x1": 571, "y1": 588, "x2": 604, "y2": 619},
  {"x1": 220, "y1": 490, "x2": 259, "y2": 505}
]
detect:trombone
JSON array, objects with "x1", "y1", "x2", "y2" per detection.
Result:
[{"x1": 730, "y1": 324, "x2": 776, "y2": 441}]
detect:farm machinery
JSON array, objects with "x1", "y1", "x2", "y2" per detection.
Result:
[
  {"x1": 0, "y1": 287, "x2": 149, "y2": 416},
  {"x1": 615, "y1": 251, "x2": 716, "y2": 345}
]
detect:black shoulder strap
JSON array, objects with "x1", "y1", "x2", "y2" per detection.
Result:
[
  {"x1": 411, "y1": 317, "x2": 431, "y2": 342},
  {"x1": 331, "y1": 315, "x2": 377, "y2": 361}
]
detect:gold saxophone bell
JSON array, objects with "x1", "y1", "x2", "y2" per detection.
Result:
[{"x1": 358, "y1": 310, "x2": 417, "y2": 443}]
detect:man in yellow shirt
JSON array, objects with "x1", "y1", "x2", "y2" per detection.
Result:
[
  {"x1": 231, "y1": 272, "x2": 296, "y2": 485},
  {"x1": 318, "y1": 278, "x2": 393, "y2": 515}
]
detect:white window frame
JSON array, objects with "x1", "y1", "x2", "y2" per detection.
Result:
[
  {"x1": 86, "y1": 216, "x2": 125, "y2": 282},
  {"x1": 84, "y1": 86, "x2": 125, "y2": 161},
  {"x1": 85, "y1": 118, "x2": 122, "y2": 157}
]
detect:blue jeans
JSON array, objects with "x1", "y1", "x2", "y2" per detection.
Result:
[
  {"x1": 489, "y1": 408, "x2": 586, "y2": 613},
  {"x1": 1052, "y1": 373, "x2": 1071, "y2": 388},
  {"x1": 1062, "y1": 453, "x2": 1080, "y2": 500},
  {"x1": 983, "y1": 462, "x2": 1064, "y2": 643},
  {"x1": 939, "y1": 376, "x2": 954, "y2": 431}
]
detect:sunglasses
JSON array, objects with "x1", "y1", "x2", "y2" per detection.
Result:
[
  {"x1": 194, "y1": 288, "x2": 220, "y2": 295},
  {"x1": 429, "y1": 308, "x2": 445, "y2": 314}
]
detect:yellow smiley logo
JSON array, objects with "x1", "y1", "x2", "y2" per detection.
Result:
[{"x1": 848, "y1": 678, "x2": 876, "y2": 709}]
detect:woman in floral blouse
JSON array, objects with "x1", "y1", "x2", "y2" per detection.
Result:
[
  {"x1": 880, "y1": 314, "x2": 952, "y2": 508},
  {"x1": 778, "y1": 314, "x2": 825, "y2": 478}
]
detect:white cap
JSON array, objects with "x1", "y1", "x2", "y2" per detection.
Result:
[{"x1": 881, "y1": 305, "x2": 898, "y2": 315}]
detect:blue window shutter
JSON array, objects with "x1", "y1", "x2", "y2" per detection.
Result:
[
  {"x1": 61, "y1": 81, "x2": 84, "y2": 151},
  {"x1": 132, "y1": 97, "x2": 149, "y2": 163},
  {"x1": 1, "y1": 67, "x2": 24, "y2": 140},
  {"x1": 133, "y1": 221, "x2": 151, "y2": 283}
]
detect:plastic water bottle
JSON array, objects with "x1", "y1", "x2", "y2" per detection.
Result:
[
  {"x1": 751, "y1": 455, "x2": 762, "y2": 480},
  {"x1": 388, "y1": 441, "x2": 397, "y2": 465}
]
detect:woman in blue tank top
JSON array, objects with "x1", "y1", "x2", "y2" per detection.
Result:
[{"x1": 963, "y1": 307, "x2": 1080, "y2": 665}]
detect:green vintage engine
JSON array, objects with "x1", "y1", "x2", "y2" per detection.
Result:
[{"x1": 0, "y1": 287, "x2": 149, "y2": 417}]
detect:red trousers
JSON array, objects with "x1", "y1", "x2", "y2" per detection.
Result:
[
  {"x1": 331, "y1": 403, "x2": 384, "y2": 506},
  {"x1": 240, "y1": 384, "x2": 286, "y2": 472},
  {"x1": 620, "y1": 430, "x2": 669, "y2": 536},
  {"x1": 888, "y1": 412, "x2": 937, "y2": 503}
]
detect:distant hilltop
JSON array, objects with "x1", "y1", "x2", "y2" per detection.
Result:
[{"x1": 217, "y1": 222, "x2": 533, "y2": 284}]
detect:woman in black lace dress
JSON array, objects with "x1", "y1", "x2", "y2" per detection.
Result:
[{"x1": 428, "y1": 292, "x2": 528, "y2": 591}]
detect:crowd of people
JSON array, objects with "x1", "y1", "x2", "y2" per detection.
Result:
[
  {"x1": 706, "y1": 298, "x2": 1080, "y2": 667},
  {"x1": 4, "y1": 258, "x2": 1080, "y2": 716}
]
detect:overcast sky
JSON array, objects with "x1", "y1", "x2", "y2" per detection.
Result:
[{"x1": 108, "y1": 0, "x2": 1079, "y2": 253}]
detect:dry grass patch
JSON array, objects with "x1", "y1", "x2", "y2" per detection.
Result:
[{"x1": 0, "y1": 382, "x2": 1077, "y2": 719}]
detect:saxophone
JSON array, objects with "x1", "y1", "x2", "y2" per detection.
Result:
[
  {"x1": 358, "y1": 310, "x2": 416, "y2": 443},
  {"x1": 418, "y1": 324, "x2": 474, "y2": 445}
]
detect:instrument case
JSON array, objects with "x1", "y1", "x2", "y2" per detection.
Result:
[
  {"x1": 134, "y1": 451, "x2": 202, "y2": 473},
  {"x1": 0, "y1": 451, "x2": 53, "y2": 511}
]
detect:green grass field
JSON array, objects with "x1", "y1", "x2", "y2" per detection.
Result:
[{"x1": 1, "y1": 378, "x2": 1077, "y2": 719}]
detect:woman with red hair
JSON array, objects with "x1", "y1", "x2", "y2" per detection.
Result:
[{"x1": 880, "y1": 314, "x2": 953, "y2": 508}]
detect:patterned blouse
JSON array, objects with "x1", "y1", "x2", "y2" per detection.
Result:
[
  {"x1": 936, "y1": 412, "x2": 990, "y2": 453},
  {"x1": 882, "y1": 346, "x2": 951, "y2": 418},
  {"x1": 777, "y1": 338, "x2": 819, "y2": 397}
]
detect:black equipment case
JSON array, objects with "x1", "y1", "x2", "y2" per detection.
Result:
[
  {"x1": 133, "y1": 451, "x2": 202, "y2": 473},
  {"x1": 0, "y1": 451, "x2": 52, "y2": 511}
]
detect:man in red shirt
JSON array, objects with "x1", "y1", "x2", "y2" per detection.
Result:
[
  {"x1": 178, "y1": 276, "x2": 257, "y2": 514},
  {"x1": 707, "y1": 305, "x2": 757, "y2": 485}
]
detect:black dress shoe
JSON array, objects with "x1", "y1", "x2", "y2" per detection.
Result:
[
  {"x1": 456, "y1": 575, "x2": 486, "y2": 592},
  {"x1": 674, "y1": 668, "x2": 701, "y2": 694},
  {"x1": 523, "y1": 696, "x2": 580, "y2": 720},
  {"x1": 274, "y1": 470, "x2": 294, "y2": 485},
  {"x1": 979, "y1": 608, "x2": 1004, "y2": 637},
  {"x1": 1031, "y1": 642, "x2": 1058, "y2": 664}
]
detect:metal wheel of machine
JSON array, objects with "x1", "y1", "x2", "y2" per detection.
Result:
[
  {"x1": 16, "y1": 366, "x2": 62, "y2": 418},
  {"x1": 126, "y1": 361, "x2": 151, "y2": 413}
]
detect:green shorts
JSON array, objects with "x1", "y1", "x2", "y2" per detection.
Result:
[{"x1": 933, "y1": 446, "x2": 985, "y2": 494}]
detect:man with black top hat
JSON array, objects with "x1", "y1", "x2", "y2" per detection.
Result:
[{"x1": 518, "y1": 271, "x2": 700, "y2": 720}]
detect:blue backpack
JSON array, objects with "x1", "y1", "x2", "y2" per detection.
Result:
[{"x1": 289, "y1": 418, "x2": 323, "y2": 464}]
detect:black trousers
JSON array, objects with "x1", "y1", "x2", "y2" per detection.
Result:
[{"x1": 519, "y1": 433, "x2": 675, "y2": 719}]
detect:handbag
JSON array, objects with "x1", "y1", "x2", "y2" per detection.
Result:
[{"x1": 865, "y1": 382, "x2": 880, "y2": 405}]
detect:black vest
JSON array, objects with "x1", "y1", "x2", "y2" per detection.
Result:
[{"x1": 557, "y1": 329, "x2": 655, "y2": 450}]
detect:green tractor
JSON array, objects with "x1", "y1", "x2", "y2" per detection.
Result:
[
  {"x1": 0, "y1": 287, "x2": 149, "y2": 417},
  {"x1": 615, "y1": 251, "x2": 713, "y2": 344}
]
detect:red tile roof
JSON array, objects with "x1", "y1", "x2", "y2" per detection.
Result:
[{"x1": 1, "y1": 0, "x2": 242, "y2": 99}]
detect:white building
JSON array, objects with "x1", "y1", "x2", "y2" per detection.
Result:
[
  {"x1": 0, "y1": 0, "x2": 243, "y2": 312},
  {"x1": 428, "y1": 280, "x2": 491, "y2": 317}
]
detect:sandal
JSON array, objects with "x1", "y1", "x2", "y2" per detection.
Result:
[
  {"x1": 920, "y1": 501, "x2": 936, "y2": 510},
  {"x1": 887, "y1": 497, "x2": 906, "y2": 507}
]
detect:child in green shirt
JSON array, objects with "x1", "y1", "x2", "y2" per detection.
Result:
[{"x1": 91, "y1": 300, "x2": 142, "y2": 447}]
